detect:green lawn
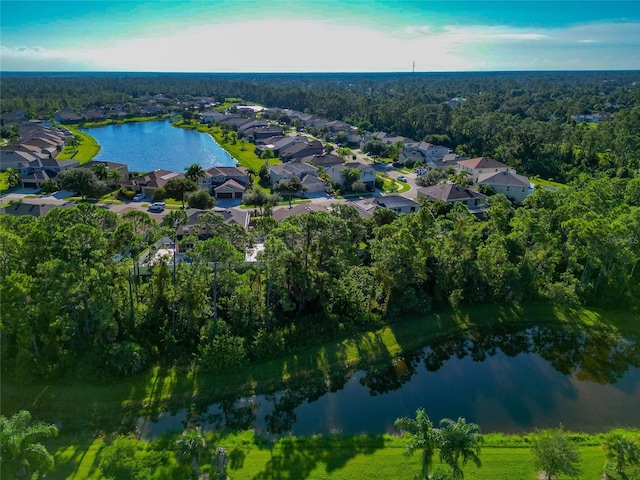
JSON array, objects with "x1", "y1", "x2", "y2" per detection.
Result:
[
  {"x1": 56, "y1": 126, "x2": 101, "y2": 163},
  {"x1": 173, "y1": 120, "x2": 280, "y2": 171},
  {"x1": 0, "y1": 171, "x2": 10, "y2": 191},
  {"x1": 41, "y1": 429, "x2": 633, "y2": 480},
  {"x1": 531, "y1": 176, "x2": 566, "y2": 190},
  {"x1": 79, "y1": 115, "x2": 165, "y2": 128}
]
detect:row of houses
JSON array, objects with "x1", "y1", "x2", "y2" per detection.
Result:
[{"x1": 415, "y1": 156, "x2": 535, "y2": 207}]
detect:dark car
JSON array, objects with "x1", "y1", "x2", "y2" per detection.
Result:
[{"x1": 366, "y1": 185, "x2": 376, "y2": 192}]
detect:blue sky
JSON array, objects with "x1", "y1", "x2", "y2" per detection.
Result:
[{"x1": 1, "y1": 0, "x2": 639, "y2": 72}]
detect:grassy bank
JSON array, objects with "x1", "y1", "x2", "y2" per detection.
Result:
[
  {"x1": 56, "y1": 126, "x2": 100, "y2": 163},
  {"x1": 78, "y1": 115, "x2": 166, "y2": 128},
  {"x1": 43, "y1": 429, "x2": 638, "y2": 480},
  {"x1": 3, "y1": 304, "x2": 636, "y2": 434},
  {"x1": 173, "y1": 120, "x2": 279, "y2": 171}
]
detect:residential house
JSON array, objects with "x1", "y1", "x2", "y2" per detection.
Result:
[
  {"x1": 279, "y1": 140, "x2": 323, "y2": 162},
  {"x1": 417, "y1": 183, "x2": 487, "y2": 209},
  {"x1": 54, "y1": 109, "x2": 82, "y2": 124},
  {"x1": 404, "y1": 142, "x2": 450, "y2": 160},
  {"x1": 300, "y1": 173, "x2": 328, "y2": 194},
  {"x1": 0, "y1": 201, "x2": 76, "y2": 217},
  {"x1": 201, "y1": 110, "x2": 226, "y2": 124},
  {"x1": 269, "y1": 162, "x2": 319, "y2": 185},
  {"x1": 82, "y1": 108, "x2": 107, "y2": 122},
  {"x1": 213, "y1": 179, "x2": 246, "y2": 199},
  {"x1": 272, "y1": 203, "x2": 329, "y2": 221},
  {"x1": 19, "y1": 158, "x2": 80, "y2": 188},
  {"x1": 349, "y1": 198, "x2": 381, "y2": 220},
  {"x1": 326, "y1": 161, "x2": 376, "y2": 187},
  {"x1": 81, "y1": 160, "x2": 130, "y2": 181},
  {"x1": 373, "y1": 195, "x2": 420, "y2": 214},
  {"x1": 297, "y1": 153, "x2": 344, "y2": 168},
  {"x1": 237, "y1": 119, "x2": 269, "y2": 136},
  {"x1": 1, "y1": 150, "x2": 37, "y2": 170},
  {"x1": 456, "y1": 156, "x2": 514, "y2": 183},
  {"x1": 256, "y1": 136, "x2": 306, "y2": 156},
  {"x1": 177, "y1": 208, "x2": 250, "y2": 237},
  {"x1": 0, "y1": 111, "x2": 29, "y2": 126},
  {"x1": 129, "y1": 169, "x2": 185, "y2": 196},
  {"x1": 477, "y1": 171, "x2": 534, "y2": 204},
  {"x1": 250, "y1": 126, "x2": 284, "y2": 142},
  {"x1": 198, "y1": 166, "x2": 249, "y2": 196}
]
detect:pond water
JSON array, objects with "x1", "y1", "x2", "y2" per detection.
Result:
[
  {"x1": 82, "y1": 120, "x2": 236, "y2": 173},
  {"x1": 137, "y1": 324, "x2": 640, "y2": 438}
]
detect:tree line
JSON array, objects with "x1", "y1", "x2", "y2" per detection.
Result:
[{"x1": 2, "y1": 71, "x2": 639, "y2": 182}]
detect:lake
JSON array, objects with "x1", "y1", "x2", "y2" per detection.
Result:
[
  {"x1": 82, "y1": 120, "x2": 236, "y2": 173},
  {"x1": 137, "y1": 324, "x2": 640, "y2": 438}
]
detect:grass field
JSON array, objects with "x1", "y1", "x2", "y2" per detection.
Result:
[
  {"x1": 530, "y1": 176, "x2": 566, "y2": 190},
  {"x1": 41, "y1": 428, "x2": 638, "y2": 480},
  {"x1": 56, "y1": 126, "x2": 101, "y2": 163},
  {"x1": 0, "y1": 171, "x2": 10, "y2": 191},
  {"x1": 79, "y1": 115, "x2": 166, "y2": 128}
]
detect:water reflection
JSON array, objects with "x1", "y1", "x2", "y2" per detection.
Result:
[{"x1": 136, "y1": 324, "x2": 640, "y2": 438}]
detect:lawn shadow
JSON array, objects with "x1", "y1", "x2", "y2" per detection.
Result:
[{"x1": 249, "y1": 434, "x2": 385, "y2": 480}]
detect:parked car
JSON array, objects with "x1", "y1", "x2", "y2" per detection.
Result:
[
  {"x1": 366, "y1": 185, "x2": 376, "y2": 192},
  {"x1": 148, "y1": 202, "x2": 165, "y2": 212},
  {"x1": 133, "y1": 193, "x2": 145, "y2": 201},
  {"x1": 397, "y1": 175, "x2": 407, "y2": 182}
]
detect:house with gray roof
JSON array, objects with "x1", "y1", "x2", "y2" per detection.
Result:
[
  {"x1": 18, "y1": 158, "x2": 80, "y2": 188},
  {"x1": 269, "y1": 162, "x2": 319, "y2": 185},
  {"x1": 297, "y1": 153, "x2": 344, "y2": 168},
  {"x1": 374, "y1": 195, "x2": 420, "y2": 214},
  {"x1": 477, "y1": 171, "x2": 533, "y2": 204},
  {"x1": 279, "y1": 140, "x2": 323, "y2": 162},
  {"x1": 0, "y1": 201, "x2": 76, "y2": 217},
  {"x1": 417, "y1": 184, "x2": 487, "y2": 209},
  {"x1": 272, "y1": 202, "x2": 329, "y2": 221},
  {"x1": 1, "y1": 150, "x2": 37, "y2": 170},
  {"x1": 326, "y1": 161, "x2": 376, "y2": 187},
  {"x1": 300, "y1": 173, "x2": 328, "y2": 193}
]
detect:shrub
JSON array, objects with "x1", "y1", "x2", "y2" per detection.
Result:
[
  {"x1": 106, "y1": 341, "x2": 148, "y2": 377},
  {"x1": 251, "y1": 328, "x2": 286, "y2": 361},
  {"x1": 152, "y1": 187, "x2": 166, "y2": 201},
  {"x1": 200, "y1": 333, "x2": 248, "y2": 373},
  {"x1": 118, "y1": 187, "x2": 136, "y2": 201}
]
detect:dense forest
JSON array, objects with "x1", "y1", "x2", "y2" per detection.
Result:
[
  {"x1": 2, "y1": 71, "x2": 640, "y2": 182},
  {"x1": 1, "y1": 176, "x2": 638, "y2": 382}
]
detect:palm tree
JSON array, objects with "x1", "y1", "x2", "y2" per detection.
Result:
[
  {"x1": 438, "y1": 417, "x2": 482, "y2": 479},
  {"x1": 394, "y1": 408, "x2": 438, "y2": 480},
  {"x1": 107, "y1": 168, "x2": 124, "y2": 186},
  {"x1": 91, "y1": 163, "x2": 109, "y2": 181},
  {"x1": 0, "y1": 410, "x2": 58, "y2": 480},
  {"x1": 603, "y1": 431, "x2": 640, "y2": 479},
  {"x1": 185, "y1": 163, "x2": 206, "y2": 183},
  {"x1": 175, "y1": 427, "x2": 207, "y2": 479}
]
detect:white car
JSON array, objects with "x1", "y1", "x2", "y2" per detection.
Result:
[
  {"x1": 397, "y1": 175, "x2": 407, "y2": 182},
  {"x1": 148, "y1": 202, "x2": 165, "y2": 211},
  {"x1": 133, "y1": 193, "x2": 145, "y2": 201}
]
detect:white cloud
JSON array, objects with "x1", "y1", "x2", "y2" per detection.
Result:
[{"x1": 2, "y1": 18, "x2": 639, "y2": 71}]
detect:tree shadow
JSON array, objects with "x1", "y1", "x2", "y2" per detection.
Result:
[{"x1": 248, "y1": 433, "x2": 385, "y2": 480}]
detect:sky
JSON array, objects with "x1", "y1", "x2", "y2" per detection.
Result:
[{"x1": 1, "y1": 0, "x2": 639, "y2": 72}]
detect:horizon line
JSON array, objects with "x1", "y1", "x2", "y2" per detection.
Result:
[{"x1": 2, "y1": 69, "x2": 640, "y2": 75}]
